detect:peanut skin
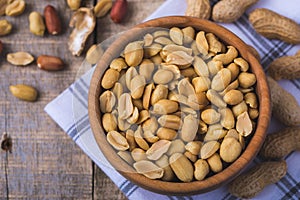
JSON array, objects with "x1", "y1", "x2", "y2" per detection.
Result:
[
  {"x1": 260, "y1": 127, "x2": 300, "y2": 160},
  {"x1": 249, "y1": 8, "x2": 300, "y2": 44},
  {"x1": 268, "y1": 52, "x2": 300, "y2": 80},
  {"x1": 212, "y1": 0, "x2": 258, "y2": 23},
  {"x1": 267, "y1": 76, "x2": 300, "y2": 126},
  {"x1": 229, "y1": 161, "x2": 287, "y2": 198}
]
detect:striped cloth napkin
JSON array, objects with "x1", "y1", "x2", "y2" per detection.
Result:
[{"x1": 45, "y1": 0, "x2": 300, "y2": 199}]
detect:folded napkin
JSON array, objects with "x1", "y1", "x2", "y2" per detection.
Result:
[{"x1": 45, "y1": 0, "x2": 300, "y2": 199}]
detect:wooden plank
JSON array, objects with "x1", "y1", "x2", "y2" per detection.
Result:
[
  {"x1": 0, "y1": 0, "x2": 94, "y2": 199},
  {"x1": 93, "y1": 0, "x2": 164, "y2": 199}
]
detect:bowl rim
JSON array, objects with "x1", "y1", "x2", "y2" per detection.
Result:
[{"x1": 88, "y1": 16, "x2": 271, "y2": 195}]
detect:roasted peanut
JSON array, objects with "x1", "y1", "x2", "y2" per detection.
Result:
[
  {"x1": 146, "y1": 140, "x2": 171, "y2": 160},
  {"x1": 185, "y1": 0, "x2": 211, "y2": 19},
  {"x1": 110, "y1": 0, "x2": 128, "y2": 23},
  {"x1": 124, "y1": 41, "x2": 144, "y2": 67},
  {"x1": 101, "y1": 68, "x2": 120, "y2": 89},
  {"x1": 180, "y1": 114, "x2": 198, "y2": 142},
  {"x1": 219, "y1": 108, "x2": 235, "y2": 130},
  {"x1": 211, "y1": 68, "x2": 232, "y2": 91},
  {"x1": 9, "y1": 84, "x2": 38, "y2": 102},
  {"x1": 201, "y1": 108, "x2": 221, "y2": 125},
  {"x1": 229, "y1": 161, "x2": 287, "y2": 198},
  {"x1": 249, "y1": 8, "x2": 300, "y2": 44},
  {"x1": 212, "y1": 0, "x2": 258, "y2": 23},
  {"x1": 169, "y1": 27, "x2": 183, "y2": 45},
  {"x1": 238, "y1": 72, "x2": 256, "y2": 88},
  {"x1": 192, "y1": 76, "x2": 211, "y2": 93},
  {"x1": 260, "y1": 127, "x2": 300, "y2": 160},
  {"x1": 223, "y1": 89, "x2": 243, "y2": 105},
  {"x1": 167, "y1": 139, "x2": 185, "y2": 156},
  {"x1": 44, "y1": 5, "x2": 62, "y2": 35},
  {"x1": 158, "y1": 115, "x2": 182, "y2": 130},
  {"x1": 94, "y1": 0, "x2": 112, "y2": 18},
  {"x1": 207, "y1": 153, "x2": 223, "y2": 173},
  {"x1": 106, "y1": 130, "x2": 129, "y2": 151},
  {"x1": 156, "y1": 127, "x2": 177, "y2": 141},
  {"x1": 29, "y1": 11, "x2": 45, "y2": 36},
  {"x1": 134, "y1": 126, "x2": 149, "y2": 151},
  {"x1": 37, "y1": 55, "x2": 65, "y2": 71},
  {"x1": 204, "y1": 124, "x2": 227, "y2": 141},
  {"x1": 86, "y1": 44, "x2": 104, "y2": 65},
  {"x1": 220, "y1": 137, "x2": 242, "y2": 163},
  {"x1": 118, "y1": 93, "x2": 134, "y2": 120},
  {"x1": 155, "y1": 155, "x2": 175, "y2": 181},
  {"x1": 194, "y1": 159, "x2": 209, "y2": 181},
  {"x1": 102, "y1": 113, "x2": 117, "y2": 132},
  {"x1": 0, "y1": 19, "x2": 12, "y2": 36},
  {"x1": 0, "y1": 0, "x2": 8, "y2": 16},
  {"x1": 200, "y1": 141, "x2": 220, "y2": 159},
  {"x1": 7, "y1": 52, "x2": 34, "y2": 66},
  {"x1": 169, "y1": 153, "x2": 194, "y2": 182},
  {"x1": 213, "y1": 46, "x2": 238, "y2": 65},
  {"x1": 131, "y1": 148, "x2": 147, "y2": 162},
  {"x1": 153, "y1": 99, "x2": 178, "y2": 115},
  {"x1": 99, "y1": 90, "x2": 116, "y2": 113},
  {"x1": 5, "y1": 0, "x2": 25, "y2": 16},
  {"x1": 67, "y1": 0, "x2": 81, "y2": 10},
  {"x1": 182, "y1": 26, "x2": 195, "y2": 44},
  {"x1": 236, "y1": 111, "x2": 253, "y2": 136},
  {"x1": 185, "y1": 141, "x2": 202, "y2": 155},
  {"x1": 130, "y1": 75, "x2": 146, "y2": 99},
  {"x1": 268, "y1": 52, "x2": 300, "y2": 80},
  {"x1": 267, "y1": 76, "x2": 300, "y2": 126},
  {"x1": 133, "y1": 160, "x2": 164, "y2": 179}
]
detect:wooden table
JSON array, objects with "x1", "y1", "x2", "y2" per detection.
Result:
[{"x1": 0, "y1": 0, "x2": 164, "y2": 199}]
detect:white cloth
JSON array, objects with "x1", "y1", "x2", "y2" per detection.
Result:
[{"x1": 45, "y1": 0, "x2": 300, "y2": 199}]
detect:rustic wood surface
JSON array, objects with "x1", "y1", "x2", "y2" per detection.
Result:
[{"x1": 0, "y1": 0, "x2": 164, "y2": 199}]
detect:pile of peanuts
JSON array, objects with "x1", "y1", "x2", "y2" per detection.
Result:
[{"x1": 99, "y1": 26, "x2": 258, "y2": 182}]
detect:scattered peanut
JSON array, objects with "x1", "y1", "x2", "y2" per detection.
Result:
[
  {"x1": 0, "y1": 0, "x2": 8, "y2": 16},
  {"x1": 260, "y1": 127, "x2": 300, "y2": 160},
  {"x1": 68, "y1": 8, "x2": 96, "y2": 56},
  {"x1": 5, "y1": 0, "x2": 25, "y2": 16},
  {"x1": 9, "y1": 84, "x2": 38, "y2": 102},
  {"x1": 86, "y1": 44, "x2": 104, "y2": 65},
  {"x1": 185, "y1": 0, "x2": 211, "y2": 20},
  {"x1": 212, "y1": 0, "x2": 258, "y2": 23},
  {"x1": 37, "y1": 55, "x2": 65, "y2": 71},
  {"x1": 94, "y1": 0, "x2": 112, "y2": 18},
  {"x1": 249, "y1": 8, "x2": 300, "y2": 44},
  {"x1": 267, "y1": 76, "x2": 300, "y2": 126},
  {"x1": 29, "y1": 11, "x2": 45, "y2": 36},
  {"x1": 44, "y1": 5, "x2": 62, "y2": 35},
  {"x1": 67, "y1": 0, "x2": 81, "y2": 10},
  {"x1": 110, "y1": 0, "x2": 127, "y2": 23},
  {"x1": 0, "y1": 19, "x2": 12, "y2": 36},
  {"x1": 229, "y1": 161, "x2": 287, "y2": 198},
  {"x1": 7, "y1": 52, "x2": 34, "y2": 66},
  {"x1": 268, "y1": 52, "x2": 300, "y2": 80}
]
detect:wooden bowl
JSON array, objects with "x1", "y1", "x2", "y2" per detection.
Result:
[{"x1": 88, "y1": 16, "x2": 271, "y2": 195}]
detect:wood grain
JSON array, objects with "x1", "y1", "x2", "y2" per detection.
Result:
[{"x1": 0, "y1": 0, "x2": 164, "y2": 199}]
